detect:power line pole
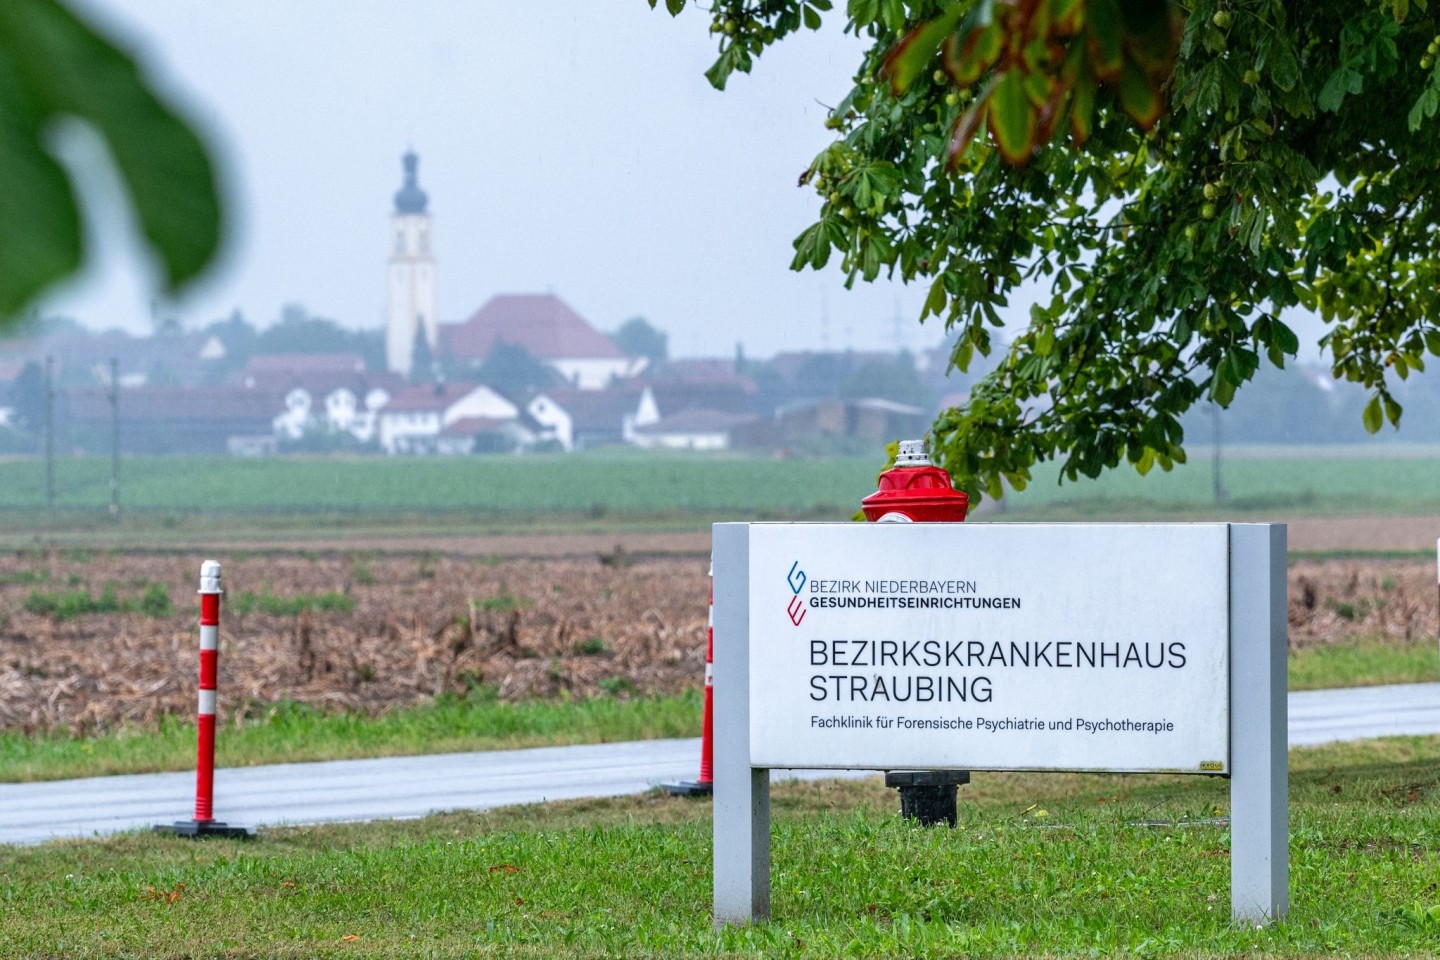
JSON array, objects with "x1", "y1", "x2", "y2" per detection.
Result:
[
  {"x1": 44, "y1": 354, "x2": 55, "y2": 515},
  {"x1": 109, "y1": 358, "x2": 120, "y2": 518}
]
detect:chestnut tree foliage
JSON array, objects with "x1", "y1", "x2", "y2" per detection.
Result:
[
  {"x1": 0, "y1": 0, "x2": 221, "y2": 322},
  {"x1": 652, "y1": 0, "x2": 1440, "y2": 501}
]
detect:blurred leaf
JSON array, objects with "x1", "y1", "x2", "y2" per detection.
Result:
[
  {"x1": 987, "y1": 71, "x2": 1037, "y2": 165},
  {"x1": 1069, "y1": 60, "x2": 1096, "y2": 144},
  {"x1": 0, "y1": 0, "x2": 222, "y2": 322},
  {"x1": 882, "y1": 6, "x2": 964, "y2": 94},
  {"x1": 1086, "y1": 0, "x2": 1124, "y2": 79},
  {"x1": 0, "y1": 57, "x2": 82, "y2": 317},
  {"x1": 947, "y1": 88, "x2": 991, "y2": 166},
  {"x1": 1362, "y1": 394, "x2": 1383, "y2": 433},
  {"x1": 943, "y1": 18, "x2": 1004, "y2": 88},
  {"x1": 1116, "y1": 59, "x2": 1163, "y2": 129}
]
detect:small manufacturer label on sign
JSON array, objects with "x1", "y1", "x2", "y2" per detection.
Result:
[{"x1": 1199, "y1": 760, "x2": 1224, "y2": 771}]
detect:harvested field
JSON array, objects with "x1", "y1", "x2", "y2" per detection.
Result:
[
  {"x1": 0, "y1": 551, "x2": 708, "y2": 734},
  {"x1": 0, "y1": 550, "x2": 1435, "y2": 735},
  {"x1": 1288, "y1": 558, "x2": 1438, "y2": 647}
]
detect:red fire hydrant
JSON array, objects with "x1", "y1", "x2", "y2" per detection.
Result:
[
  {"x1": 864, "y1": 439, "x2": 971, "y2": 826},
  {"x1": 860, "y1": 439, "x2": 969, "y2": 523}
]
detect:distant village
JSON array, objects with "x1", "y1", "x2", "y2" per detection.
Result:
[
  {"x1": 0, "y1": 152, "x2": 1420, "y2": 458},
  {"x1": 0, "y1": 152, "x2": 965, "y2": 458},
  {"x1": 0, "y1": 292, "x2": 966, "y2": 458}
]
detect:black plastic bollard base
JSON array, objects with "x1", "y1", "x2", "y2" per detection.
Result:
[
  {"x1": 885, "y1": 770, "x2": 971, "y2": 827},
  {"x1": 661, "y1": 780, "x2": 713, "y2": 798},
  {"x1": 153, "y1": 820, "x2": 256, "y2": 840}
]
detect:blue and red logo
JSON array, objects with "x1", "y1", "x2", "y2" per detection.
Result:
[{"x1": 786, "y1": 561, "x2": 806, "y2": 626}]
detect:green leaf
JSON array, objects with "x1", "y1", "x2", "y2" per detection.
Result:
[
  {"x1": 944, "y1": 18, "x2": 1003, "y2": 88},
  {"x1": 1115, "y1": 58, "x2": 1163, "y2": 129},
  {"x1": 1383, "y1": 393, "x2": 1403, "y2": 427},
  {"x1": 1362, "y1": 394, "x2": 1383, "y2": 433},
  {"x1": 803, "y1": 4, "x2": 822, "y2": 30},
  {"x1": 876, "y1": 0, "x2": 905, "y2": 31},
  {"x1": 987, "y1": 70, "x2": 1037, "y2": 165},
  {"x1": 1409, "y1": 83, "x2": 1439, "y2": 132},
  {"x1": 923, "y1": 275, "x2": 947, "y2": 319},
  {"x1": 1051, "y1": 0, "x2": 1085, "y2": 35},
  {"x1": 1317, "y1": 66, "x2": 1362, "y2": 112},
  {"x1": 0, "y1": 60, "x2": 82, "y2": 315},
  {"x1": 882, "y1": 6, "x2": 964, "y2": 94},
  {"x1": 1271, "y1": 320, "x2": 1300, "y2": 355},
  {"x1": 947, "y1": 92, "x2": 990, "y2": 166},
  {"x1": 1192, "y1": 60, "x2": 1222, "y2": 115},
  {"x1": 848, "y1": 0, "x2": 879, "y2": 24},
  {"x1": 0, "y1": 0, "x2": 222, "y2": 317},
  {"x1": 666, "y1": 0, "x2": 686, "y2": 14},
  {"x1": 1069, "y1": 61, "x2": 1096, "y2": 144},
  {"x1": 790, "y1": 220, "x2": 833, "y2": 271},
  {"x1": 1035, "y1": 325, "x2": 1055, "y2": 356},
  {"x1": 1086, "y1": 0, "x2": 1124, "y2": 80},
  {"x1": 1269, "y1": 38, "x2": 1301, "y2": 93}
]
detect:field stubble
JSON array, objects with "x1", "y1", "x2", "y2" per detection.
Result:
[{"x1": 0, "y1": 550, "x2": 1435, "y2": 735}]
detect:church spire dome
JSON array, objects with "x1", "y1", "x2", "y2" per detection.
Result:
[{"x1": 393, "y1": 150, "x2": 429, "y2": 215}]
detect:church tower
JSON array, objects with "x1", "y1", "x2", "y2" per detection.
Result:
[{"x1": 386, "y1": 150, "x2": 438, "y2": 376}]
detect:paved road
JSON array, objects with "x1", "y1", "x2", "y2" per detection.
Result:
[{"x1": 3, "y1": 683, "x2": 1438, "y2": 846}]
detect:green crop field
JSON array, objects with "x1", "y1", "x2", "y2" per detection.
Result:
[
  {"x1": 0, "y1": 453, "x2": 879, "y2": 517},
  {"x1": 1, "y1": 447, "x2": 1438, "y2": 524},
  {"x1": 1005, "y1": 450, "x2": 1440, "y2": 515}
]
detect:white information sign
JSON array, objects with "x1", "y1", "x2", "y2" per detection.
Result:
[{"x1": 747, "y1": 523, "x2": 1230, "y2": 773}]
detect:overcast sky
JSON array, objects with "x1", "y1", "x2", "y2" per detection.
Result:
[{"x1": 41, "y1": 0, "x2": 970, "y2": 360}]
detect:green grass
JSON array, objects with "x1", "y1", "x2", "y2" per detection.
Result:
[
  {"x1": 0, "y1": 452, "x2": 879, "y2": 516},
  {"x1": 2, "y1": 736, "x2": 1438, "y2": 958},
  {"x1": 21, "y1": 581, "x2": 173, "y2": 619},
  {"x1": 228, "y1": 588, "x2": 355, "y2": 616},
  {"x1": 0, "y1": 691, "x2": 702, "y2": 783},
  {"x1": 1289, "y1": 640, "x2": 1440, "y2": 691},
  {"x1": 1002, "y1": 453, "x2": 1440, "y2": 516},
  {"x1": 2, "y1": 451, "x2": 1440, "y2": 532}
]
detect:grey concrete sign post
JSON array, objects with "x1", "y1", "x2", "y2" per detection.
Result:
[
  {"x1": 1228, "y1": 523, "x2": 1288, "y2": 923},
  {"x1": 712, "y1": 521, "x2": 1288, "y2": 929}
]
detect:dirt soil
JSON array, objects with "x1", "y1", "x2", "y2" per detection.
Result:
[
  {"x1": 107, "y1": 515, "x2": 1440, "y2": 558},
  {"x1": 0, "y1": 548, "x2": 1435, "y2": 735}
]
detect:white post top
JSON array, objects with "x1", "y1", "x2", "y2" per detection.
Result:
[
  {"x1": 893, "y1": 439, "x2": 931, "y2": 467},
  {"x1": 199, "y1": 560, "x2": 223, "y2": 594}
]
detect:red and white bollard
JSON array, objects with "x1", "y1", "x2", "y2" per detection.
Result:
[
  {"x1": 663, "y1": 563, "x2": 714, "y2": 797},
  {"x1": 154, "y1": 561, "x2": 254, "y2": 839}
]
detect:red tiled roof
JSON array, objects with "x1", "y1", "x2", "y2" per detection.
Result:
[
  {"x1": 235, "y1": 369, "x2": 404, "y2": 397},
  {"x1": 382, "y1": 382, "x2": 480, "y2": 413},
  {"x1": 441, "y1": 416, "x2": 513, "y2": 436},
  {"x1": 65, "y1": 387, "x2": 281, "y2": 422},
  {"x1": 649, "y1": 381, "x2": 758, "y2": 417},
  {"x1": 645, "y1": 358, "x2": 741, "y2": 383},
  {"x1": 635, "y1": 409, "x2": 755, "y2": 434},
  {"x1": 443, "y1": 294, "x2": 624, "y2": 361},
  {"x1": 768, "y1": 350, "x2": 896, "y2": 382},
  {"x1": 539, "y1": 387, "x2": 643, "y2": 432}
]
